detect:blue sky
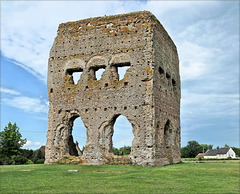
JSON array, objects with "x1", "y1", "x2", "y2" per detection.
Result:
[{"x1": 1, "y1": 1, "x2": 239, "y2": 150}]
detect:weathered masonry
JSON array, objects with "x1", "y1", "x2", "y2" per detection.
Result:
[{"x1": 45, "y1": 11, "x2": 181, "y2": 166}]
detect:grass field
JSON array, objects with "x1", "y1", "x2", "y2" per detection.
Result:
[{"x1": 0, "y1": 160, "x2": 239, "y2": 193}]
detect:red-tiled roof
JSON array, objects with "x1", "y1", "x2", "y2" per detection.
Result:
[{"x1": 195, "y1": 153, "x2": 205, "y2": 158}]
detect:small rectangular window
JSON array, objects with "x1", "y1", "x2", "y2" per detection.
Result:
[
  {"x1": 95, "y1": 67, "x2": 105, "y2": 80},
  {"x1": 114, "y1": 62, "x2": 131, "y2": 80},
  {"x1": 66, "y1": 68, "x2": 83, "y2": 85}
]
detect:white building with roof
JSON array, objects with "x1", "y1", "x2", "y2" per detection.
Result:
[{"x1": 204, "y1": 148, "x2": 236, "y2": 159}]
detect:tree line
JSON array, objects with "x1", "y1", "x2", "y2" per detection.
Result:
[
  {"x1": 1, "y1": 122, "x2": 239, "y2": 165},
  {"x1": 0, "y1": 122, "x2": 44, "y2": 165},
  {"x1": 114, "y1": 141, "x2": 240, "y2": 158}
]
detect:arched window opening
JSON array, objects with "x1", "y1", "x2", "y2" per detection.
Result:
[
  {"x1": 112, "y1": 115, "x2": 134, "y2": 156},
  {"x1": 113, "y1": 62, "x2": 131, "y2": 80},
  {"x1": 69, "y1": 117, "x2": 87, "y2": 156},
  {"x1": 66, "y1": 68, "x2": 83, "y2": 84}
]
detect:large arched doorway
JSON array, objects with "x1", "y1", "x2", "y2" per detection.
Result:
[
  {"x1": 69, "y1": 116, "x2": 87, "y2": 156},
  {"x1": 112, "y1": 115, "x2": 134, "y2": 156}
]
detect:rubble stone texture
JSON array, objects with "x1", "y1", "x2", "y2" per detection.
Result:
[{"x1": 45, "y1": 11, "x2": 181, "y2": 166}]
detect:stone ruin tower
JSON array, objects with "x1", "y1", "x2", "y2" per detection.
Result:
[{"x1": 45, "y1": 11, "x2": 181, "y2": 166}]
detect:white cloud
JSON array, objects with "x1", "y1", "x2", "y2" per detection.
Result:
[
  {"x1": 175, "y1": 3, "x2": 239, "y2": 82},
  {"x1": 22, "y1": 140, "x2": 42, "y2": 150},
  {"x1": 1, "y1": 87, "x2": 48, "y2": 115},
  {"x1": 145, "y1": 1, "x2": 206, "y2": 16},
  {"x1": 1, "y1": 1, "x2": 212, "y2": 83},
  {"x1": 2, "y1": 96, "x2": 48, "y2": 114},
  {"x1": 178, "y1": 41, "x2": 215, "y2": 80},
  {"x1": 1, "y1": 1, "x2": 112, "y2": 83},
  {"x1": 181, "y1": 89, "x2": 239, "y2": 120},
  {"x1": 0, "y1": 87, "x2": 21, "y2": 95}
]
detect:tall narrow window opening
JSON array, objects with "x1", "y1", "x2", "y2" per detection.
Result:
[
  {"x1": 166, "y1": 72, "x2": 171, "y2": 79},
  {"x1": 164, "y1": 120, "x2": 172, "y2": 149},
  {"x1": 172, "y1": 79, "x2": 176, "y2": 87},
  {"x1": 159, "y1": 66, "x2": 165, "y2": 85},
  {"x1": 172, "y1": 79, "x2": 177, "y2": 94},
  {"x1": 166, "y1": 72, "x2": 171, "y2": 87}
]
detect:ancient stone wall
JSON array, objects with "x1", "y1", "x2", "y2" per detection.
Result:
[{"x1": 45, "y1": 11, "x2": 181, "y2": 166}]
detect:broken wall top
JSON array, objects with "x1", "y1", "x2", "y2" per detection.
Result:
[{"x1": 50, "y1": 11, "x2": 177, "y2": 58}]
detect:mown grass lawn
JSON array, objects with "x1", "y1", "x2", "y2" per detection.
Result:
[{"x1": 0, "y1": 160, "x2": 239, "y2": 193}]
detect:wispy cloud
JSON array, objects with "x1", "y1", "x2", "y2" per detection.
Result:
[
  {"x1": 2, "y1": 96, "x2": 48, "y2": 114},
  {"x1": 1, "y1": 87, "x2": 48, "y2": 114},
  {"x1": 0, "y1": 87, "x2": 21, "y2": 95}
]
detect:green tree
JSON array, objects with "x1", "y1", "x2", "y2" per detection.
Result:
[
  {"x1": 200, "y1": 144, "x2": 213, "y2": 153},
  {"x1": 112, "y1": 146, "x2": 131, "y2": 156},
  {"x1": 181, "y1": 140, "x2": 202, "y2": 158},
  {"x1": 32, "y1": 149, "x2": 45, "y2": 164},
  {"x1": 21, "y1": 149, "x2": 34, "y2": 159},
  {"x1": 231, "y1": 147, "x2": 240, "y2": 157},
  {"x1": 113, "y1": 147, "x2": 119, "y2": 155},
  {"x1": 224, "y1": 144, "x2": 230, "y2": 148},
  {"x1": 0, "y1": 122, "x2": 26, "y2": 157},
  {"x1": 119, "y1": 146, "x2": 131, "y2": 156},
  {"x1": 181, "y1": 147, "x2": 188, "y2": 158},
  {"x1": 11, "y1": 155, "x2": 28, "y2": 165}
]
